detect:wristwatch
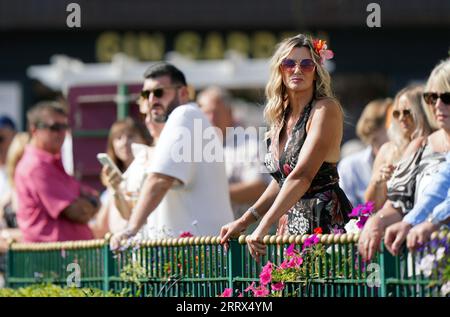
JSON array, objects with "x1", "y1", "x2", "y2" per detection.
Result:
[{"x1": 427, "y1": 216, "x2": 441, "y2": 227}]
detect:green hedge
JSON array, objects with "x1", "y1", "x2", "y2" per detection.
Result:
[{"x1": 0, "y1": 284, "x2": 126, "y2": 297}]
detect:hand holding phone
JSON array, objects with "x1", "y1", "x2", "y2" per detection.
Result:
[{"x1": 97, "y1": 153, "x2": 123, "y2": 179}]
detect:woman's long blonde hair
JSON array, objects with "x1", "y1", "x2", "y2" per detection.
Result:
[
  {"x1": 423, "y1": 58, "x2": 450, "y2": 130},
  {"x1": 387, "y1": 85, "x2": 431, "y2": 161},
  {"x1": 6, "y1": 132, "x2": 31, "y2": 187},
  {"x1": 264, "y1": 34, "x2": 337, "y2": 139}
]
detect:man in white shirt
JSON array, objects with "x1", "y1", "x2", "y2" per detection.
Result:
[{"x1": 110, "y1": 63, "x2": 234, "y2": 248}]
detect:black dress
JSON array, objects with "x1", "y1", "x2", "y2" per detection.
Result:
[{"x1": 264, "y1": 100, "x2": 352, "y2": 235}]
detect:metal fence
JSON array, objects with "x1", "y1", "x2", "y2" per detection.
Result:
[{"x1": 6, "y1": 232, "x2": 448, "y2": 297}]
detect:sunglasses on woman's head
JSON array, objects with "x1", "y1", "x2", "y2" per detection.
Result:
[
  {"x1": 280, "y1": 58, "x2": 315, "y2": 73},
  {"x1": 423, "y1": 92, "x2": 450, "y2": 105},
  {"x1": 392, "y1": 109, "x2": 412, "y2": 119},
  {"x1": 140, "y1": 85, "x2": 181, "y2": 100}
]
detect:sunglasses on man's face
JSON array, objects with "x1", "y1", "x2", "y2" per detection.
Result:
[
  {"x1": 36, "y1": 122, "x2": 69, "y2": 132},
  {"x1": 392, "y1": 109, "x2": 412, "y2": 119},
  {"x1": 423, "y1": 92, "x2": 450, "y2": 106},
  {"x1": 280, "y1": 58, "x2": 316, "y2": 73},
  {"x1": 140, "y1": 85, "x2": 181, "y2": 100}
]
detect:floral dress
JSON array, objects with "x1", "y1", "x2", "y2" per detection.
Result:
[{"x1": 264, "y1": 101, "x2": 352, "y2": 235}]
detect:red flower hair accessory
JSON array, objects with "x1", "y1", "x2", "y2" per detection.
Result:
[{"x1": 312, "y1": 39, "x2": 334, "y2": 64}]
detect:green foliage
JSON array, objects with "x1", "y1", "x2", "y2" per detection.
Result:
[{"x1": 0, "y1": 284, "x2": 122, "y2": 297}]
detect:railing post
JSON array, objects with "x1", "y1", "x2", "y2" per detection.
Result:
[
  {"x1": 5, "y1": 241, "x2": 14, "y2": 288},
  {"x1": 378, "y1": 241, "x2": 396, "y2": 297},
  {"x1": 116, "y1": 84, "x2": 129, "y2": 119},
  {"x1": 227, "y1": 239, "x2": 243, "y2": 292},
  {"x1": 103, "y1": 234, "x2": 113, "y2": 293}
]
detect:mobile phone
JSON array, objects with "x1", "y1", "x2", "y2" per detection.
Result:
[{"x1": 96, "y1": 153, "x2": 123, "y2": 178}]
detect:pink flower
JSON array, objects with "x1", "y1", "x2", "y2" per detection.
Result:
[
  {"x1": 348, "y1": 204, "x2": 363, "y2": 217},
  {"x1": 237, "y1": 292, "x2": 243, "y2": 297},
  {"x1": 293, "y1": 255, "x2": 303, "y2": 267},
  {"x1": 271, "y1": 282, "x2": 285, "y2": 291},
  {"x1": 285, "y1": 243, "x2": 296, "y2": 256},
  {"x1": 319, "y1": 49, "x2": 334, "y2": 62},
  {"x1": 244, "y1": 282, "x2": 256, "y2": 293},
  {"x1": 279, "y1": 260, "x2": 290, "y2": 269},
  {"x1": 254, "y1": 286, "x2": 269, "y2": 297},
  {"x1": 356, "y1": 216, "x2": 369, "y2": 229},
  {"x1": 179, "y1": 231, "x2": 194, "y2": 238},
  {"x1": 259, "y1": 271, "x2": 272, "y2": 285},
  {"x1": 302, "y1": 234, "x2": 320, "y2": 250},
  {"x1": 220, "y1": 288, "x2": 233, "y2": 297},
  {"x1": 259, "y1": 261, "x2": 273, "y2": 285}
]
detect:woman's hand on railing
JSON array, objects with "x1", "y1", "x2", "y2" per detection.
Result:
[
  {"x1": 358, "y1": 216, "x2": 384, "y2": 261},
  {"x1": 219, "y1": 219, "x2": 247, "y2": 249},
  {"x1": 406, "y1": 221, "x2": 439, "y2": 252},
  {"x1": 109, "y1": 226, "x2": 138, "y2": 251},
  {"x1": 246, "y1": 229, "x2": 267, "y2": 262},
  {"x1": 384, "y1": 221, "x2": 412, "y2": 255}
]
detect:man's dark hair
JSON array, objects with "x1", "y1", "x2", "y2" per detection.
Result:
[
  {"x1": 27, "y1": 101, "x2": 67, "y2": 130},
  {"x1": 143, "y1": 62, "x2": 187, "y2": 86}
]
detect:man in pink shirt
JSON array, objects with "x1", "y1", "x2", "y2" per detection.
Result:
[{"x1": 15, "y1": 101, "x2": 98, "y2": 242}]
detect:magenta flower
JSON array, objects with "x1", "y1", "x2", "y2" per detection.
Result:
[
  {"x1": 303, "y1": 234, "x2": 320, "y2": 250},
  {"x1": 254, "y1": 286, "x2": 269, "y2": 297},
  {"x1": 356, "y1": 216, "x2": 369, "y2": 229},
  {"x1": 259, "y1": 270, "x2": 272, "y2": 285},
  {"x1": 244, "y1": 282, "x2": 256, "y2": 293},
  {"x1": 285, "y1": 243, "x2": 296, "y2": 256},
  {"x1": 220, "y1": 288, "x2": 233, "y2": 297},
  {"x1": 348, "y1": 204, "x2": 363, "y2": 217},
  {"x1": 293, "y1": 255, "x2": 303, "y2": 267},
  {"x1": 271, "y1": 282, "x2": 285, "y2": 291},
  {"x1": 280, "y1": 259, "x2": 290, "y2": 269}
]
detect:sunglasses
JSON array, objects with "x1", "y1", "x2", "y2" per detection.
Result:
[
  {"x1": 140, "y1": 85, "x2": 181, "y2": 100},
  {"x1": 280, "y1": 58, "x2": 315, "y2": 73},
  {"x1": 36, "y1": 122, "x2": 69, "y2": 132},
  {"x1": 392, "y1": 109, "x2": 412, "y2": 119},
  {"x1": 423, "y1": 92, "x2": 450, "y2": 105}
]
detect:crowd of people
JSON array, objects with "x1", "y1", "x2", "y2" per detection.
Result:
[{"x1": 0, "y1": 34, "x2": 448, "y2": 278}]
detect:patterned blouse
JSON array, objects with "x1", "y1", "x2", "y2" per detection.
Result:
[{"x1": 264, "y1": 100, "x2": 352, "y2": 235}]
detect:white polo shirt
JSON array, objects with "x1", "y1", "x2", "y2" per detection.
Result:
[{"x1": 146, "y1": 103, "x2": 234, "y2": 238}]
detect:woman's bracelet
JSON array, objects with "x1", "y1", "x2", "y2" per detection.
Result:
[{"x1": 248, "y1": 207, "x2": 261, "y2": 221}]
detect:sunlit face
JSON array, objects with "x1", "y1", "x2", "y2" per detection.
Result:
[
  {"x1": 280, "y1": 47, "x2": 316, "y2": 93},
  {"x1": 141, "y1": 75, "x2": 182, "y2": 123},
  {"x1": 112, "y1": 131, "x2": 144, "y2": 164},
  {"x1": 33, "y1": 111, "x2": 68, "y2": 154},
  {"x1": 428, "y1": 84, "x2": 450, "y2": 130},
  {"x1": 393, "y1": 94, "x2": 416, "y2": 139}
]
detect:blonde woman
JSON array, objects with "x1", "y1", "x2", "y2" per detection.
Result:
[
  {"x1": 220, "y1": 34, "x2": 352, "y2": 259},
  {"x1": 359, "y1": 59, "x2": 450, "y2": 260},
  {"x1": 365, "y1": 85, "x2": 432, "y2": 210},
  {"x1": 0, "y1": 132, "x2": 30, "y2": 242}
]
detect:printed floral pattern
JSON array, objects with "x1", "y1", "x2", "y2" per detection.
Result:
[{"x1": 266, "y1": 101, "x2": 352, "y2": 235}]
